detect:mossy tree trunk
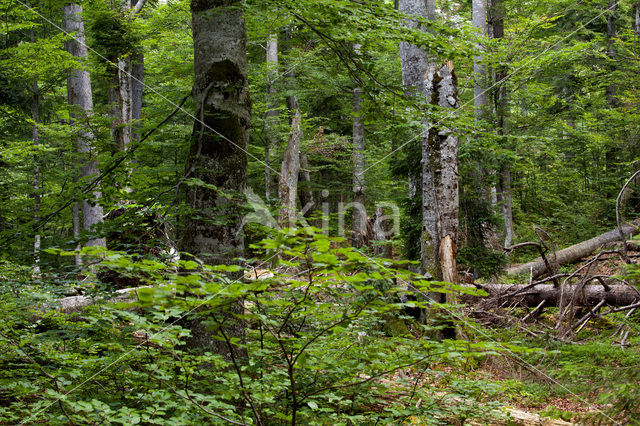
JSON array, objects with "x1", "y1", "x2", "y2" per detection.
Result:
[{"x1": 180, "y1": 0, "x2": 250, "y2": 356}]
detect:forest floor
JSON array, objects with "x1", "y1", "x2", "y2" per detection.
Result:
[{"x1": 449, "y1": 243, "x2": 640, "y2": 424}]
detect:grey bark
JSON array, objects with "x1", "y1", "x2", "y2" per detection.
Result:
[
  {"x1": 433, "y1": 62, "x2": 459, "y2": 289},
  {"x1": 606, "y1": 0, "x2": 617, "y2": 105},
  {"x1": 421, "y1": 66, "x2": 439, "y2": 280},
  {"x1": 180, "y1": 0, "x2": 250, "y2": 357},
  {"x1": 399, "y1": 0, "x2": 429, "y2": 91},
  {"x1": 490, "y1": 0, "x2": 514, "y2": 247},
  {"x1": 265, "y1": 33, "x2": 278, "y2": 200},
  {"x1": 399, "y1": 0, "x2": 430, "y2": 271},
  {"x1": 299, "y1": 152, "x2": 315, "y2": 215},
  {"x1": 507, "y1": 219, "x2": 640, "y2": 277},
  {"x1": 467, "y1": 283, "x2": 640, "y2": 308},
  {"x1": 131, "y1": 52, "x2": 144, "y2": 144},
  {"x1": 472, "y1": 0, "x2": 488, "y2": 118},
  {"x1": 63, "y1": 4, "x2": 105, "y2": 248},
  {"x1": 352, "y1": 44, "x2": 367, "y2": 247},
  {"x1": 32, "y1": 78, "x2": 41, "y2": 276},
  {"x1": 279, "y1": 102, "x2": 301, "y2": 227}
]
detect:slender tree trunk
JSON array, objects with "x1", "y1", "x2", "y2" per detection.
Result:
[
  {"x1": 472, "y1": 0, "x2": 488, "y2": 118},
  {"x1": 606, "y1": 0, "x2": 617, "y2": 106},
  {"x1": 399, "y1": 0, "x2": 430, "y2": 266},
  {"x1": 352, "y1": 45, "x2": 367, "y2": 247},
  {"x1": 299, "y1": 151, "x2": 315, "y2": 215},
  {"x1": 131, "y1": 52, "x2": 143, "y2": 144},
  {"x1": 180, "y1": 0, "x2": 250, "y2": 356},
  {"x1": 32, "y1": 79, "x2": 41, "y2": 276},
  {"x1": 265, "y1": 33, "x2": 279, "y2": 200},
  {"x1": 72, "y1": 201, "x2": 82, "y2": 266},
  {"x1": 63, "y1": 3, "x2": 105, "y2": 249},
  {"x1": 279, "y1": 93, "x2": 301, "y2": 227},
  {"x1": 490, "y1": 0, "x2": 514, "y2": 247}
]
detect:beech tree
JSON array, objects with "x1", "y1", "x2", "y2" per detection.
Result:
[
  {"x1": 179, "y1": 0, "x2": 250, "y2": 353},
  {"x1": 63, "y1": 3, "x2": 105, "y2": 249}
]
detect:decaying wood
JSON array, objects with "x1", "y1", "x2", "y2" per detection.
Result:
[
  {"x1": 467, "y1": 283, "x2": 640, "y2": 308},
  {"x1": 506, "y1": 219, "x2": 640, "y2": 277},
  {"x1": 56, "y1": 286, "x2": 146, "y2": 313},
  {"x1": 468, "y1": 406, "x2": 574, "y2": 425}
]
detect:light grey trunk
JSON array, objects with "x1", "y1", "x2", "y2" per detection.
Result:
[
  {"x1": 118, "y1": 56, "x2": 133, "y2": 151},
  {"x1": 180, "y1": 0, "x2": 250, "y2": 356},
  {"x1": 433, "y1": 62, "x2": 459, "y2": 290},
  {"x1": 491, "y1": 0, "x2": 515, "y2": 247},
  {"x1": 399, "y1": 0, "x2": 430, "y2": 270},
  {"x1": 472, "y1": 0, "x2": 488, "y2": 118},
  {"x1": 352, "y1": 44, "x2": 367, "y2": 247},
  {"x1": 265, "y1": 33, "x2": 279, "y2": 200},
  {"x1": 606, "y1": 0, "x2": 617, "y2": 105},
  {"x1": 279, "y1": 98, "x2": 301, "y2": 227},
  {"x1": 32, "y1": 79, "x2": 41, "y2": 276},
  {"x1": 299, "y1": 152, "x2": 315, "y2": 215},
  {"x1": 72, "y1": 201, "x2": 82, "y2": 266},
  {"x1": 421, "y1": 66, "x2": 439, "y2": 280},
  {"x1": 501, "y1": 165, "x2": 514, "y2": 247},
  {"x1": 131, "y1": 52, "x2": 143, "y2": 144},
  {"x1": 399, "y1": 0, "x2": 429, "y2": 91},
  {"x1": 63, "y1": 4, "x2": 105, "y2": 249}
]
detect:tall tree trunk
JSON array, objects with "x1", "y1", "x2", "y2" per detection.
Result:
[
  {"x1": 472, "y1": 0, "x2": 488, "y2": 118},
  {"x1": 265, "y1": 33, "x2": 278, "y2": 200},
  {"x1": 606, "y1": 0, "x2": 617, "y2": 106},
  {"x1": 352, "y1": 45, "x2": 367, "y2": 247},
  {"x1": 433, "y1": 62, "x2": 460, "y2": 290},
  {"x1": 130, "y1": 0, "x2": 144, "y2": 146},
  {"x1": 63, "y1": 3, "x2": 106, "y2": 249},
  {"x1": 491, "y1": 0, "x2": 514, "y2": 247},
  {"x1": 180, "y1": 0, "x2": 250, "y2": 356},
  {"x1": 421, "y1": 66, "x2": 440, "y2": 280},
  {"x1": 32, "y1": 79, "x2": 41, "y2": 276},
  {"x1": 399, "y1": 0, "x2": 430, "y2": 267},
  {"x1": 279, "y1": 92, "x2": 301, "y2": 227}
]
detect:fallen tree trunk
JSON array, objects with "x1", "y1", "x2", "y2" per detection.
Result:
[
  {"x1": 506, "y1": 219, "x2": 640, "y2": 277},
  {"x1": 57, "y1": 286, "x2": 147, "y2": 313},
  {"x1": 464, "y1": 283, "x2": 640, "y2": 308}
]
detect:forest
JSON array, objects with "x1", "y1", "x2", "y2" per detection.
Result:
[{"x1": 1, "y1": 0, "x2": 640, "y2": 424}]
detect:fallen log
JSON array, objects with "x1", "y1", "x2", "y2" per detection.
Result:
[
  {"x1": 464, "y1": 283, "x2": 640, "y2": 308},
  {"x1": 506, "y1": 219, "x2": 640, "y2": 278},
  {"x1": 56, "y1": 286, "x2": 148, "y2": 313}
]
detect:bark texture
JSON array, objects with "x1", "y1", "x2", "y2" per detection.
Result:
[
  {"x1": 63, "y1": 4, "x2": 105, "y2": 248},
  {"x1": 180, "y1": 0, "x2": 250, "y2": 357},
  {"x1": 183, "y1": 0, "x2": 249, "y2": 263},
  {"x1": 278, "y1": 87, "x2": 301, "y2": 227},
  {"x1": 421, "y1": 62, "x2": 460, "y2": 289},
  {"x1": 265, "y1": 33, "x2": 278, "y2": 200},
  {"x1": 507, "y1": 219, "x2": 640, "y2": 277},
  {"x1": 490, "y1": 0, "x2": 514, "y2": 247},
  {"x1": 399, "y1": 0, "x2": 429, "y2": 90},
  {"x1": 467, "y1": 283, "x2": 640, "y2": 308},
  {"x1": 472, "y1": 0, "x2": 488, "y2": 117},
  {"x1": 352, "y1": 44, "x2": 367, "y2": 247},
  {"x1": 32, "y1": 78, "x2": 40, "y2": 275}
]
